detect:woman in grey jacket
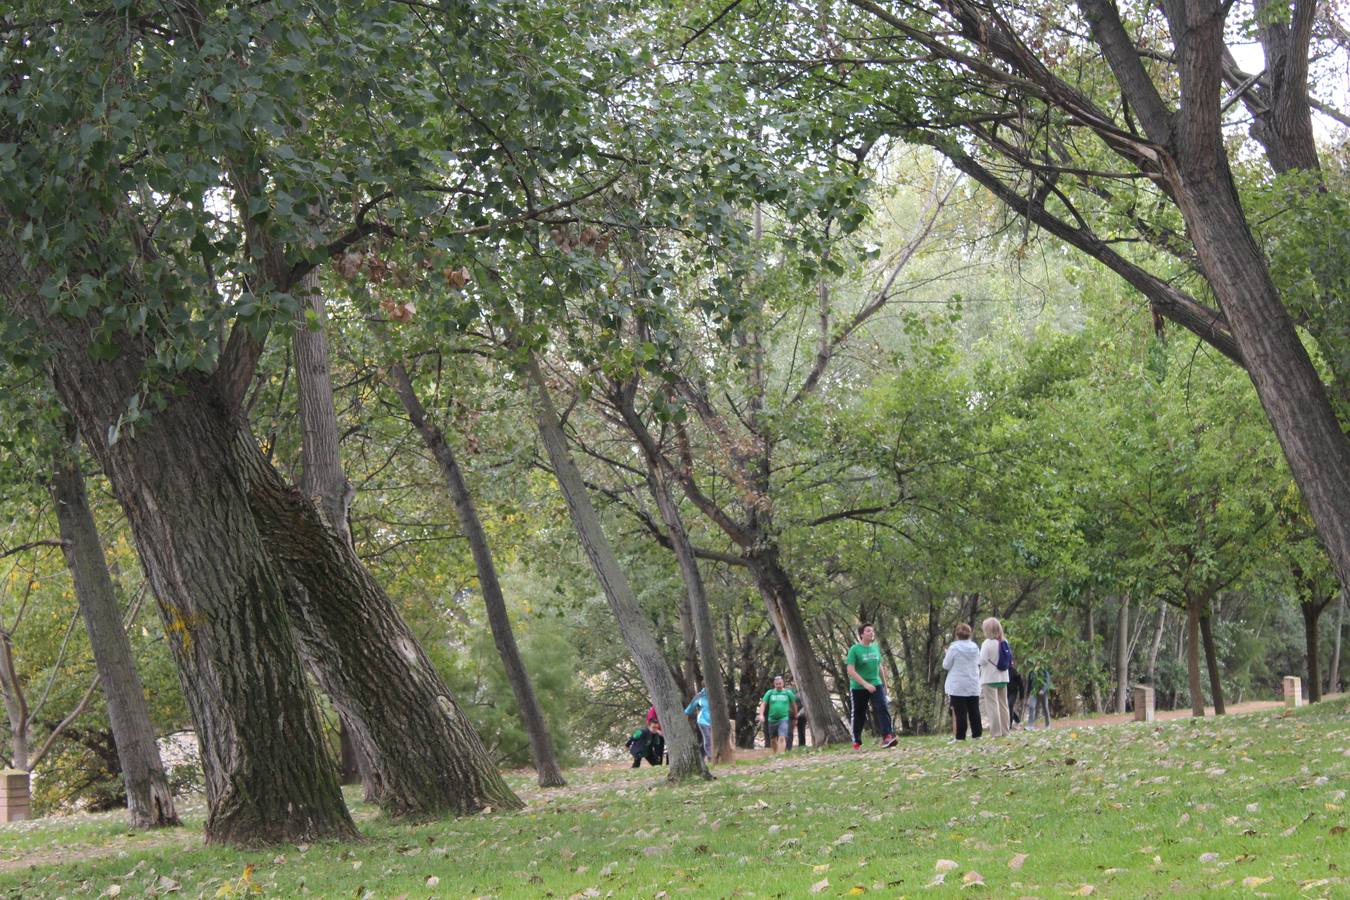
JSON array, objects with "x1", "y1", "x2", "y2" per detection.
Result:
[{"x1": 942, "y1": 623, "x2": 982, "y2": 740}]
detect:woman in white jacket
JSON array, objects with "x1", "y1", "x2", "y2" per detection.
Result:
[
  {"x1": 979, "y1": 617, "x2": 1012, "y2": 737},
  {"x1": 942, "y1": 623, "x2": 982, "y2": 740}
]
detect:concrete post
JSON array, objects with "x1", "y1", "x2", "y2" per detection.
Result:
[
  {"x1": 1132, "y1": 685, "x2": 1155, "y2": 722},
  {"x1": 1283, "y1": 676, "x2": 1303, "y2": 709},
  {"x1": 0, "y1": 769, "x2": 30, "y2": 822}
]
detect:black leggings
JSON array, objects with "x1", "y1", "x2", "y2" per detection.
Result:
[{"x1": 950, "y1": 695, "x2": 982, "y2": 740}]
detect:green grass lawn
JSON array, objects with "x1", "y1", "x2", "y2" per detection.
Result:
[{"x1": 2, "y1": 698, "x2": 1346, "y2": 898}]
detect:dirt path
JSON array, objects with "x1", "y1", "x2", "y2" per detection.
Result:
[{"x1": 1045, "y1": 692, "x2": 1342, "y2": 731}]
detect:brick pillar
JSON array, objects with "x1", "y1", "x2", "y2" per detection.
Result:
[
  {"x1": 1132, "y1": 685, "x2": 1155, "y2": 722},
  {"x1": 0, "y1": 769, "x2": 30, "y2": 822},
  {"x1": 1283, "y1": 676, "x2": 1303, "y2": 709}
]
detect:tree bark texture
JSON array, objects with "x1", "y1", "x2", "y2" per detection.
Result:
[
  {"x1": 237, "y1": 432, "x2": 524, "y2": 815},
  {"x1": 1186, "y1": 598, "x2": 1205, "y2": 717},
  {"x1": 387, "y1": 361, "x2": 567, "y2": 788},
  {"x1": 290, "y1": 274, "x2": 377, "y2": 798},
  {"x1": 293, "y1": 272, "x2": 355, "y2": 547},
  {"x1": 3, "y1": 224, "x2": 355, "y2": 846},
  {"x1": 49, "y1": 454, "x2": 180, "y2": 829},
  {"x1": 1198, "y1": 611, "x2": 1226, "y2": 715},
  {"x1": 525, "y1": 357, "x2": 710, "y2": 782}
]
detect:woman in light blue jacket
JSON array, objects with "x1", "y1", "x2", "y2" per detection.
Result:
[
  {"x1": 684, "y1": 688, "x2": 713, "y2": 760},
  {"x1": 942, "y1": 623, "x2": 982, "y2": 740}
]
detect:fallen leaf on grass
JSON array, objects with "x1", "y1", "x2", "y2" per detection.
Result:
[
  {"x1": 836, "y1": 832, "x2": 854, "y2": 845},
  {"x1": 935, "y1": 859, "x2": 959, "y2": 872},
  {"x1": 810, "y1": 878, "x2": 830, "y2": 894},
  {"x1": 848, "y1": 886, "x2": 866, "y2": 895},
  {"x1": 1069, "y1": 885, "x2": 1095, "y2": 895},
  {"x1": 425, "y1": 876, "x2": 439, "y2": 888},
  {"x1": 1241, "y1": 876, "x2": 1272, "y2": 888},
  {"x1": 1008, "y1": 853, "x2": 1027, "y2": 871},
  {"x1": 1199, "y1": 853, "x2": 1220, "y2": 863},
  {"x1": 962, "y1": 871, "x2": 984, "y2": 887},
  {"x1": 813, "y1": 864, "x2": 830, "y2": 874}
]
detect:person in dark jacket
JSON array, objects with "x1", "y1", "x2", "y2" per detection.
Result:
[{"x1": 625, "y1": 725, "x2": 665, "y2": 768}]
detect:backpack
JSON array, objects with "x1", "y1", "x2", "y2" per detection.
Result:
[{"x1": 996, "y1": 639, "x2": 1012, "y2": 672}]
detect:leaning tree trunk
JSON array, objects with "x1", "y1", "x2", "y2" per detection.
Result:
[
  {"x1": 237, "y1": 432, "x2": 523, "y2": 816},
  {"x1": 1167, "y1": 11, "x2": 1350, "y2": 599},
  {"x1": 3, "y1": 225, "x2": 354, "y2": 847},
  {"x1": 1301, "y1": 600, "x2": 1325, "y2": 704},
  {"x1": 387, "y1": 361, "x2": 566, "y2": 788},
  {"x1": 525, "y1": 357, "x2": 709, "y2": 782},
  {"x1": 50, "y1": 450, "x2": 179, "y2": 829},
  {"x1": 1185, "y1": 598, "x2": 1205, "y2": 717},
  {"x1": 1074, "y1": 0, "x2": 1350, "y2": 599},
  {"x1": 291, "y1": 273, "x2": 371, "y2": 792},
  {"x1": 61, "y1": 383, "x2": 352, "y2": 845},
  {"x1": 747, "y1": 550, "x2": 854, "y2": 745},
  {"x1": 616, "y1": 391, "x2": 735, "y2": 762},
  {"x1": 644, "y1": 467, "x2": 735, "y2": 763},
  {"x1": 1198, "y1": 610, "x2": 1226, "y2": 715}
]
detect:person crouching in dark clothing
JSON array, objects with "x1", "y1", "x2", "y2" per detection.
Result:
[{"x1": 625, "y1": 725, "x2": 665, "y2": 767}]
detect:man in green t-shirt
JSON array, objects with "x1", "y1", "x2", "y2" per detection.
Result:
[
  {"x1": 758, "y1": 675, "x2": 797, "y2": 753},
  {"x1": 846, "y1": 623, "x2": 897, "y2": 749}
]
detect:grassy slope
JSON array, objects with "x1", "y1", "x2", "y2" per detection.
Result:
[{"x1": 1, "y1": 698, "x2": 1346, "y2": 898}]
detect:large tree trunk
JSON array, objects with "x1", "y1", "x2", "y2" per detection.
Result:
[
  {"x1": 1198, "y1": 610, "x2": 1226, "y2": 715},
  {"x1": 1328, "y1": 589, "x2": 1345, "y2": 695},
  {"x1": 1185, "y1": 598, "x2": 1205, "y2": 717},
  {"x1": 747, "y1": 551, "x2": 854, "y2": 745},
  {"x1": 238, "y1": 433, "x2": 523, "y2": 815},
  {"x1": 49, "y1": 451, "x2": 179, "y2": 829},
  {"x1": 387, "y1": 361, "x2": 566, "y2": 788},
  {"x1": 290, "y1": 274, "x2": 374, "y2": 797},
  {"x1": 525, "y1": 357, "x2": 710, "y2": 782},
  {"x1": 3, "y1": 227, "x2": 355, "y2": 847},
  {"x1": 70, "y1": 386, "x2": 353, "y2": 845}
]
